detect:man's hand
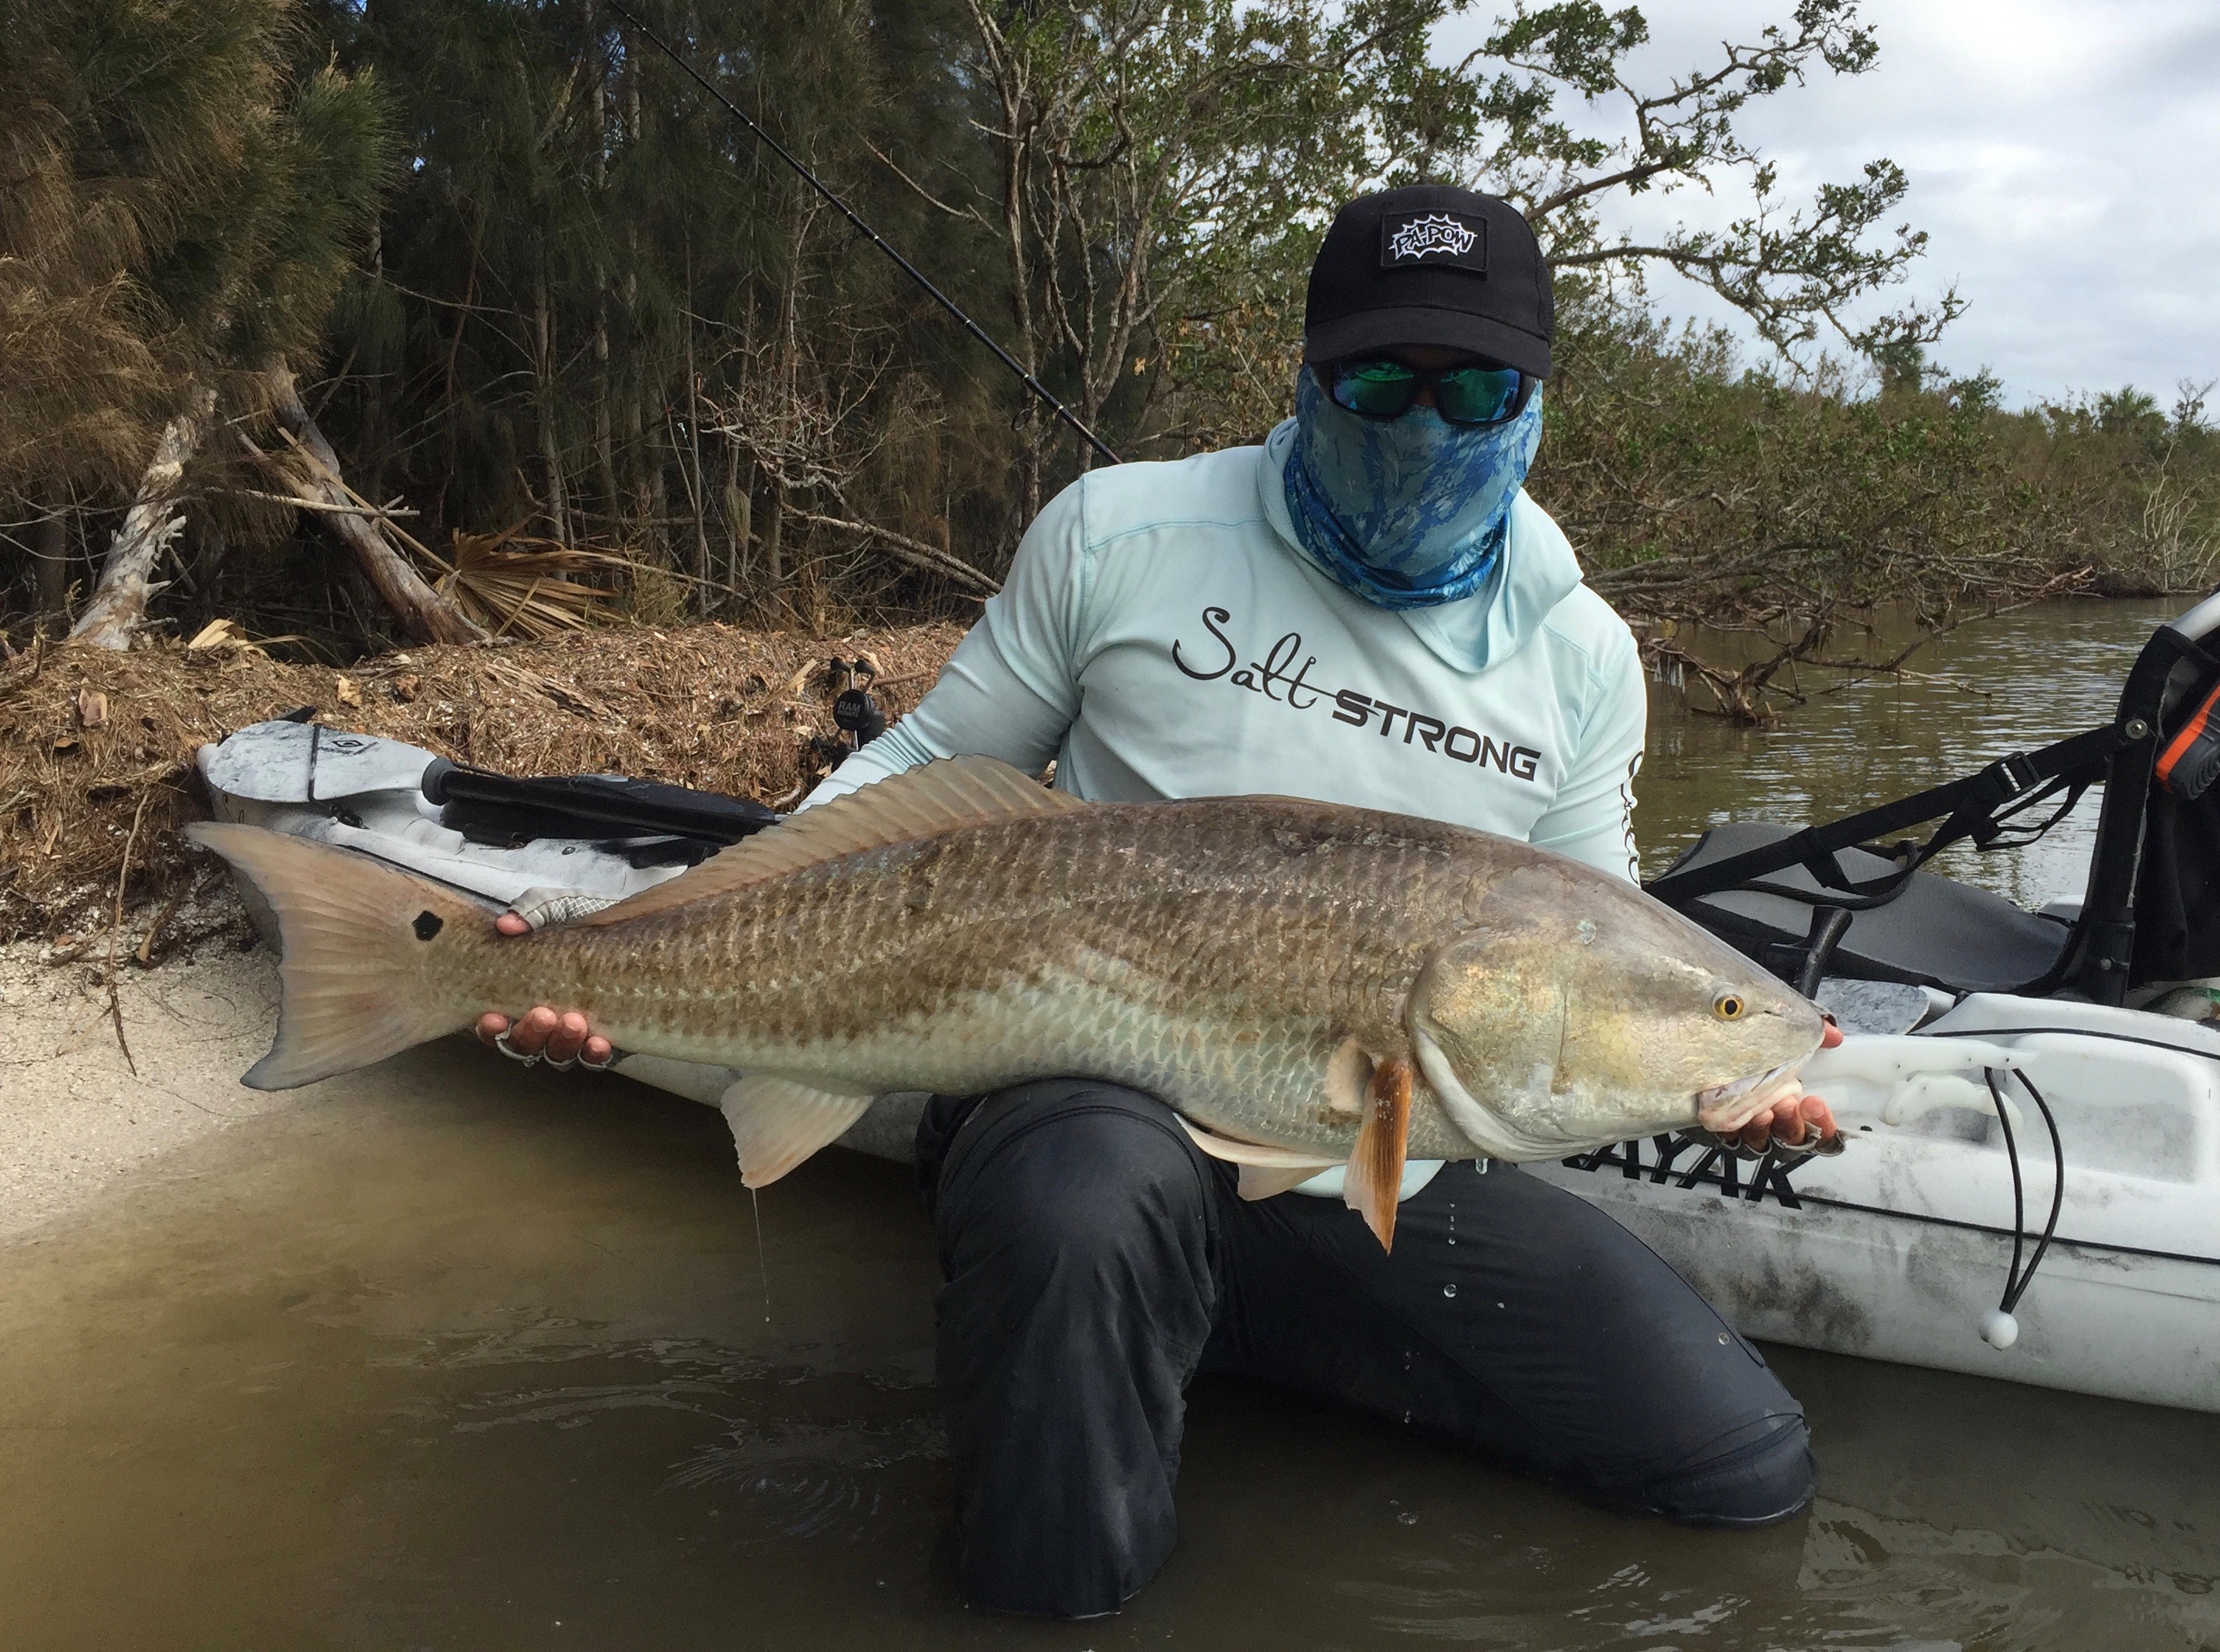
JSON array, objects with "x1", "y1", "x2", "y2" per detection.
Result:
[
  {"x1": 1737, "y1": 1091, "x2": 1837, "y2": 1154},
  {"x1": 1719, "y1": 1017, "x2": 1843, "y2": 1154},
  {"x1": 476, "y1": 1005, "x2": 615, "y2": 1070},
  {"x1": 473, "y1": 906, "x2": 616, "y2": 1070}
]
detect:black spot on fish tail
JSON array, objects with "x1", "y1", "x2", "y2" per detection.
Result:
[{"x1": 412, "y1": 910, "x2": 443, "y2": 941}]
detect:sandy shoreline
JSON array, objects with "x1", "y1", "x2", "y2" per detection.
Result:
[
  {"x1": 0, "y1": 932, "x2": 305, "y2": 1244},
  {"x1": 0, "y1": 918, "x2": 921, "y2": 1247}
]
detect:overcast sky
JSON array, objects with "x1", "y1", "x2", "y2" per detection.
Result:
[{"x1": 1441, "y1": 1, "x2": 2220, "y2": 410}]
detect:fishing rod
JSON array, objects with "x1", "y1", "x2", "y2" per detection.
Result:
[{"x1": 602, "y1": 0, "x2": 1122, "y2": 467}]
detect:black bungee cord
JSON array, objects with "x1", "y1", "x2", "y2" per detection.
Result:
[
  {"x1": 601, "y1": 0, "x2": 1122, "y2": 468},
  {"x1": 1980, "y1": 1066, "x2": 2066, "y2": 1348}
]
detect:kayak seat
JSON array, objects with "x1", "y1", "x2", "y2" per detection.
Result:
[{"x1": 1663, "y1": 821, "x2": 2073, "y2": 994}]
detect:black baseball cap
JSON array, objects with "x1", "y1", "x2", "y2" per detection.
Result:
[{"x1": 1302, "y1": 185, "x2": 1553, "y2": 378}]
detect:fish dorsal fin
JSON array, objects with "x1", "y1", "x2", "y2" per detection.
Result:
[{"x1": 574, "y1": 756, "x2": 1084, "y2": 927}]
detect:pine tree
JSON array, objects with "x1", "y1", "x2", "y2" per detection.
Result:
[{"x1": 0, "y1": 0, "x2": 476, "y2": 644}]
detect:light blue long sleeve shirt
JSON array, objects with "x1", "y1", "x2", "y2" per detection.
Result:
[
  {"x1": 805, "y1": 421, "x2": 1646, "y2": 880},
  {"x1": 802, "y1": 425, "x2": 1646, "y2": 1196}
]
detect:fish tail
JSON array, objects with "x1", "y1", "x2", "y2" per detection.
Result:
[{"x1": 186, "y1": 821, "x2": 487, "y2": 1090}]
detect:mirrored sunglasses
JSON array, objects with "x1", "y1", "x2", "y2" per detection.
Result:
[{"x1": 1326, "y1": 358, "x2": 1532, "y2": 427}]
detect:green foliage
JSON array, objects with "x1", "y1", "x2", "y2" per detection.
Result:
[
  {"x1": 1119, "y1": 0, "x2": 1962, "y2": 457},
  {"x1": 1530, "y1": 296, "x2": 2220, "y2": 715},
  {"x1": 299, "y1": 0, "x2": 1015, "y2": 619},
  {"x1": 964, "y1": 0, "x2": 1506, "y2": 473},
  {"x1": 1468, "y1": 0, "x2": 1953, "y2": 365},
  {"x1": 4, "y1": 0, "x2": 2210, "y2": 662},
  {"x1": 293, "y1": 0, "x2": 1962, "y2": 614},
  {"x1": 0, "y1": 0, "x2": 390, "y2": 500},
  {"x1": 2094, "y1": 386, "x2": 2166, "y2": 441}
]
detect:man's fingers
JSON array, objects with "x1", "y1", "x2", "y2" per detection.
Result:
[
  {"x1": 1801, "y1": 1093, "x2": 1838, "y2": 1142},
  {"x1": 544, "y1": 1011, "x2": 590, "y2": 1065},
  {"x1": 495, "y1": 910, "x2": 532, "y2": 938},
  {"x1": 504, "y1": 1005, "x2": 558, "y2": 1057},
  {"x1": 476, "y1": 1006, "x2": 608, "y2": 1070},
  {"x1": 1768, "y1": 1095, "x2": 1807, "y2": 1147}
]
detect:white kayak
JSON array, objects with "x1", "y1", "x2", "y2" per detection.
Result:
[
  {"x1": 1531, "y1": 983, "x2": 2220, "y2": 1413},
  {"x1": 196, "y1": 718, "x2": 2220, "y2": 1413}
]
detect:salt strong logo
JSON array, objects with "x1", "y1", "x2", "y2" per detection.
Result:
[
  {"x1": 1171, "y1": 603, "x2": 1542, "y2": 783},
  {"x1": 1385, "y1": 213, "x2": 1477, "y2": 262}
]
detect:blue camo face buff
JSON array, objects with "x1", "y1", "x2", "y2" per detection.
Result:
[{"x1": 1283, "y1": 365, "x2": 1543, "y2": 609}]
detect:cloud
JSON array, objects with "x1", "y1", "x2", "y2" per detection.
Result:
[{"x1": 1442, "y1": 1, "x2": 2220, "y2": 407}]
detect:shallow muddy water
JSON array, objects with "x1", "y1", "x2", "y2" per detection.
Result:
[
  {"x1": 1637, "y1": 595, "x2": 2192, "y2": 906},
  {"x1": 4, "y1": 598, "x2": 2217, "y2": 1650}
]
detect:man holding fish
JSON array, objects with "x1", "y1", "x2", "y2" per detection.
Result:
[{"x1": 458, "y1": 188, "x2": 1838, "y2": 1615}]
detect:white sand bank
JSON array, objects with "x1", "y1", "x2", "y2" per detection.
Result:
[{"x1": 0, "y1": 938, "x2": 300, "y2": 1243}]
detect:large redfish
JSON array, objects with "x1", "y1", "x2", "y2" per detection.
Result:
[{"x1": 187, "y1": 756, "x2": 1820, "y2": 1248}]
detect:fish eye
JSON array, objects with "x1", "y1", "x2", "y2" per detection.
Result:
[{"x1": 1713, "y1": 992, "x2": 1745, "y2": 1021}]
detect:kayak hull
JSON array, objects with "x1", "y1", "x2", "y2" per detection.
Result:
[
  {"x1": 1534, "y1": 993, "x2": 2220, "y2": 1413},
  {"x1": 1531, "y1": 1144, "x2": 2220, "y2": 1414}
]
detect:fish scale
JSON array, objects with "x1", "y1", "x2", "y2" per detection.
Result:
[
  {"x1": 188, "y1": 757, "x2": 1822, "y2": 1235},
  {"x1": 481, "y1": 808, "x2": 1531, "y2": 1157}
]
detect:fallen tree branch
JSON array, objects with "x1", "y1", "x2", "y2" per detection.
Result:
[
  {"x1": 213, "y1": 487, "x2": 421, "y2": 519},
  {"x1": 69, "y1": 386, "x2": 217, "y2": 650},
  {"x1": 105, "y1": 788, "x2": 151, "y2": 1075},
  {"x1": 260, "y1": 369, "x2": 486, "y2": 645},
  {"x1": 793, "y1": 511, "x2": 1002, "y2": 596}
]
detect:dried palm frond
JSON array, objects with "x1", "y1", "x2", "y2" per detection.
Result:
[
  {"x1": 435, "y1": 521, "x2": 627, "y2": 640},
  {"x1": 183, "y1": 616, "x2": 312, "y2": 658}
]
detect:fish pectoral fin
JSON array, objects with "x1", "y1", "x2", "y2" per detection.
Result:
[
  {"x1": 1237, "y1": 1162, "x2": 1332, "y2": 1201},
  {"x1": 1346, "y1": 1056, "x2": 1414, "y2": 1252},
  {"x1": 1177, "y1": 1118, "x2": 1342, "y2": 1176},
  {"x1": 718, "y1": 1074, "x2": 878, "y2": 1189}
]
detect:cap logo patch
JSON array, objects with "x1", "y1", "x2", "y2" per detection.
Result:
[{"x1": 1381, "y1": 211, "x2": 1486, "y2": 274}]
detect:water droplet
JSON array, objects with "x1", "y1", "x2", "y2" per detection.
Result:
[
  {"x1": 1717, "y1": 1331, "x2": 1730, "y2": 1345},
  {"x1": 1401, "y1": 1409, "x2": 1412, "y2": 1425},
  {"x1": 1442, "y1": 1282, "x2": 1457, "y2": 1298},
  {"x1": 1397, "y1": 1511, "x2": 1419, "y2": 1526},
  {"x1": 1447, "y1": 1236, "x2": 1456, "y2": 1245},
  {"x1": 749, "y1": 1189, "x2": 773, "y2": 1322},
  {"x1": 1401, "y1": 1351, "x2": 1412, "y2": 1371}
]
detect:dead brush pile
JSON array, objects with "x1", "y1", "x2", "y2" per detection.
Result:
[{"x1": 0, "y1": 620, "x2": 966, "y2": 946}]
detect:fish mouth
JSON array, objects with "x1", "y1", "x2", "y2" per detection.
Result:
[{"x1": 1694, "y1": 1061, "x2": 1806, "y2": 1132}]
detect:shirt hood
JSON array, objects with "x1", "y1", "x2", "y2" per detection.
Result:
[{"x1": 1258, "y1": 417, "x2": 1583, "y2": 673}]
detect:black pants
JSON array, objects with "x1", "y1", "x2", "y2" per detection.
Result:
[{"x1": 921, "y1": 1080, "x2": 1815, "y2": 1619}]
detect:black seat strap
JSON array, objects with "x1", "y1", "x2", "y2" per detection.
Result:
[{"x1": 1645, "y1": 723, "x2": 2129, "y2": 908}]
